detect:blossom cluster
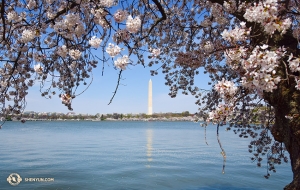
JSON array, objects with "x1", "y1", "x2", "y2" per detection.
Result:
[
  {"x1": 7, "y1": 11, "x2": 20, "y2": 22},
  {"x1": 288, "y1": 54, "x2": 300, "y2": 73},
  {"x1": 34, "y1": 64, "x2": 43, "y2": 75},
  {"x1": 207, "y1": 104, "x2": 234, "y2": 123},
  {"x1": 214, "y1": 78, "x2": 237, "y2": 101},
  {"x1": 243, "y1": 0, "x2": 291, "y2": 34},
  {"x1": 221, "y1": 22, "x2": 250, "y2": 43},
  {"x1": 240, "y1": 45, "x2": 282, "y2": 92},
  {"x1": 210, "y1": 3, "x2": 228, "y2": 25},
  {"x1": 61, "y1": 94, "x2": 72, "y2": 104},
  {"x1": 114, "y1": 55, "x2": 130, "y2": 70},
  {"x1": 21, "y1": 29, "x2": 35, "y2": 43},
  {"x1": 99, "y1": 0, "x2": 114, "y2": 7},
  {"x1": 126, "y1": 16, "x2": 141, "y2": 33},
  {"x1": 27, "y1": 0, "x2": 36, "y2": 9},
  {"x1": 114, "y1": 10, "x2": 128, "y2": 23},
  {"x1": 223, "y1": 0, "x2": 237, "y2": 13},
  {"x1": 33, "y1": 53, "x2": 46, "y2": 63},
  {"x1": 224, "y1": 46, "x2": 248, "y2": 70},
  {"x1": 89, "y1": 36, "x2": 102, "y2": 48},
  {"x1": 53, "y1": 13, "x2": 85, "y2": 39},
  {"x1": 149, "y1": 48, "x2": 161, "y2": 58},
  {"x1": 69, "y1": 49, "x2": 82, "y2": 60},
  {"x1": 57, "y1": 45, "x2": 68, "y2": 58},
  {"x1": 106, "y1": 43, "x2": 122, "y2": 57},
  {"x1": 113, "y1": 30, "x2": 131, "y2": 44},
  {"x1": 203, "y1": 41, "x2": 214, "y2": 53},
  {"x1": 295, "y1": 77, "x2": 300, "y2": 90}
]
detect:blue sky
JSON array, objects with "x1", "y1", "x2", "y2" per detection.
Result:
[{"x1": 25, "y1": 60, "x2": 210, "y2": 115}]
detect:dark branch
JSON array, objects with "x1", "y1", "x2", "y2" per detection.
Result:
[{"x1": 108, "y1": 69, "x2": 123, "y2": 105}]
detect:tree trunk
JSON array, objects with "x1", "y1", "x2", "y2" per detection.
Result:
[
  {"x1": 266, "y1": 82, "x2": 300, "y2": 190},
  {"x1": 273, "y1": 115, "x2": 300, "y2": 190}
]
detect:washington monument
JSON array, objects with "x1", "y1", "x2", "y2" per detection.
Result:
[{"x1": 148, "y1": 79, "x2": 153, "y2": 115}]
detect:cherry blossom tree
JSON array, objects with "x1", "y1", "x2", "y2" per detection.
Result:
[{"x1": 0, "y1": 0, "x2": 300, "y2": 189}]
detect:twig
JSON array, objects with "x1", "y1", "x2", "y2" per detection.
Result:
[
  {"x1": 282, "y1": 60, "x2": 290, "y2": 85},
  {"x1": 217, "y1": 123, "x2": 226, "y2": 174},
  {"x1": 204, "y1": 125, "x2": 209, "y2": 145},
  {"x1": 108, "y1": 69, "x2": 123, "y2": 105}
]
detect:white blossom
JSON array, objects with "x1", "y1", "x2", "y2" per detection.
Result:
[
  {"x1": 21, "y1": 29, "x2": 35, "y2": 43},
  {"x1": 126, "y1": 15, "x2": 141, "y2": 33},
  {"x1": 207, "y1": 104, "x2": 234, "y2": 123},
  {"x1": 34, "y1": 64, "x2": 43, "y2": 75},
  {"x1": 33, "y1": 53, "x2": 45, "y2": 62},
  {"x1": 99, "y1": 0, "x2": 114, "y2": 7},
  {"x1": 69, "y1": 49, "x2": 82, "y2": 60},
  {"x1": 215, "y1": 78, "x2": 237, "y2": 100},
  {"x1": 61, "y1": 94, "x2": 72, "y2": 104},
  {"x1": 7, "y1": 11, "x2": 18, "y2": 22},
  {"x1": 89, "y1": 36, "x2": 102, "y2": 48},
  {"x1": 223, "y1": 0, "x2": 236, "y2": 13},
  {"x1": 243, "y1": 0, "x2": 292, "y2": 34},
  {"x1": 295, "y1": 78, "x2": 300, "y2": 91},
  {"x1": 287, "y1": 54, "x2": 300, "y2": 73},
  {"x1": 27, "y1": 0, "x2": 36, "y2": 9},
  {"x1": 106, "y1": 43, "x2": 122, "y2": 57},
  {"x1": 113, "y1": 30, "x2": 131, "y2": 43},
  {"x1": 57, "y1": 45, "x2": 68, "y2": 58},
  {"x1": 114, "y1": 55, "x2": 130, "y2": 70},
  {"x1": 149, "y1": 48, "x2": 161, "y2": 58},
  {"x1": 114, "y1": 10, "x2": 128, "y2": 23},
  {"x1": 240, "y1": 45, "x2": 283, "y2": 92},
  {"x1": 203, "y1": 41, "x2": 214, "y2": 53},
  {"x1": 221, "y1": 25, "x2": 250, "y2": 43}
]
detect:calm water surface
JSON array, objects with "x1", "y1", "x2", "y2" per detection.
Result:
[{"x1": 0, "y1": 121, "x2": 292, "y2": 190}]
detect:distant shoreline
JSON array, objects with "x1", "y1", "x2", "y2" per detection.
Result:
[{"x1": 4, "y1": 116, "x2": 201, "y2": 122}]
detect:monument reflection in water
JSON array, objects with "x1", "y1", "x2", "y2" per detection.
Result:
[{"x1": 146, "y1": 129, "x2": 153, "y2": 167}]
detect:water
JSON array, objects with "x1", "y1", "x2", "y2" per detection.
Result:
[{"x1": 0, "y1": 121, "x2": 292, "y2": 190}]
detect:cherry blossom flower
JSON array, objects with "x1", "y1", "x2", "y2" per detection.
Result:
[
  {"x1": 126, "y1": 15, "x2": 141, "y2": 33},
  {"x1": 243, "y1": 0, "x2": 291, "y2": 34},
  {"x1": 215, "y1": 78, "x2": 237, "y2": 100},
  {"x1": 223, "y1": 0, "x2": 237, "y2": 13},
  {"x1": 57, "y1": 45, "x2": 68, "y2": 58},
  {"x1": 113, "y1": 30, "x2": 131, "y2": 43},
  {"x1": 26, "y1": 0, "x2": 36, "y2": 9},
  {"x1": 69, "y1": 49, "x2": 82, "y2": 60},
  {"x1": 106, "y1": 43, "x2": 122, "y2": 57},
  {"x1": 21, "y1": 29, "x2": 35, "y2": 43},
  {"x1": 61, "y1": 94, "x2": 72, "y2": 104},
  {"x1": 34, "y1": 64, "x2": 43, "y2": 75},
  {"x1": 114, "y1": 10, "x2": 128, "y2": 23},
  {"x1": 33, "y1": 53, "x2": 46, "y2": 62},
  {"x1": 295, "y1": 78, "x2": 300, "y2": 90},
  {"x1": 89, "y1": 36, "x2": 102, "y2": 48},
  {"x1": 207, "y1": 104, "x2": 234, "y2": 123},
  {"x1": 100, "y1": 0, "x2": 115, "y2": 7},
  {"x1": 114, "y1": 55, "x2": 130, "y2": 70},
  {"x1": 287, "y1": 54, "x2": 300, "y2": 72},
  {"x1": 221, "y1": 25, "x2": 250, "y2": 43},
  {"x1": 203, "y1": 41, "x2": 214, "y2": 53},
  {"x1": 7, "y1": 11, "x2": 18, "y2": 22},
  {"x1": 149, "y1": 48, "x2": 161, "y2": 58}
]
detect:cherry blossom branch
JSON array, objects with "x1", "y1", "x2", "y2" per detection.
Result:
[
  {"x1": 108, "y1": 69, "x2": 123, "y2": 105},
  {"x1": 45, "y1": 2, "x2": 79, "y2": 24},
  {"x1": 1, "y1": 0, "x2": 5, "y2": 42},
  {"x1": 217, "y1": 122, "x2": 226, "y2": 174}
]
